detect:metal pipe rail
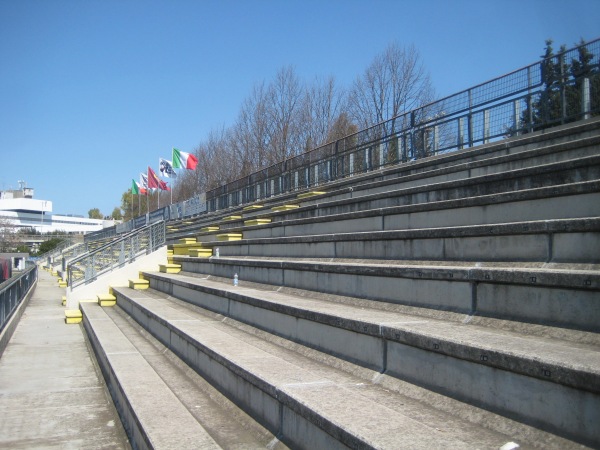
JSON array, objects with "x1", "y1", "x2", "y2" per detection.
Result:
[
  {"x1": 0, "y1": 265, "x2": 37, "y2": 334},
  {"x1": 67, "y1": 220, "x2": 165, "y2": 289},
  {"x1": 205, "y1": 38, "x2": 600, "y2": 211},
  {"x1": 109, "y1": 38, "x2": 600, "y2": 233}
]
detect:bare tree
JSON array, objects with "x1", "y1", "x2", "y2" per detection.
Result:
[
  {"x1": 232, "y1": 81, "x2": 271, "y2": 175},
  {"x1": 300, "y1": 75, "x2": 346, "y2": 150},
  {"x1": 347, "y1": 42, "x2": 435, "y2": 136},
  {"x1": 266, "y1": 66, "x2": 304, "y2": 165}
]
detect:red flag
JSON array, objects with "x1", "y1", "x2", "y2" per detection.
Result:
[{"x1": 148, "y1": 166, "x2": 170, "y2": 191}]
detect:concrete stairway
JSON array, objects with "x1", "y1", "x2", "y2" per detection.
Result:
[{"x1": 80, "y1": 118, "x2": 600, "y2": 448}]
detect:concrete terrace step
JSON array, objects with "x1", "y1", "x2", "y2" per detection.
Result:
[
  {"x1": 298, "y1": 134, "x2": 600, "y2": 209},
  {"x1": 172, "y1": 255, "x2": 600, "y2": 332},
  {"x1": 136, "y1": 271, "x2": 600, "y2": 447},
  {"x1": 109, "y1": 285, "x2": 577, "y2": 449},
  {"x1": 81, "y1": 302, "x2": 285, "y2": 449},
  {"x1": 166, "y1": 121, "x2": 600, "y2": 241},
  {"x1": 215, "y1": 181, "x2": 600, "y2": 241},
  {"x1": 81, "y1": 303, "x2": 221, "y2": 449},
  {"x1": 197, "y1": 217, "x2": 600, "y2": 264},
  {"x1": 226, "y1": 155, "x2": 600, "y2": 232}
]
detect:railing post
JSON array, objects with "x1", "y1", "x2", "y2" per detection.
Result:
[
  {"x1": 513, "y1": 100, "x2": 521, "y2": 136},
  {"x1": 560, "y1": 52, "x2": 567, "y2": 124},
  {"x1": 483, "y1": 109, "x2": 490, "y2": 144},
  {"x1": 582, "y1": 77, "x2": 591, "y2": 120},
  {"x1": 468, "y1": 88, "x2": 473, "y2": 147}
]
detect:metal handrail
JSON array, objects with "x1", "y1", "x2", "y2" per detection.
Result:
[
  {"x1": 205, "y1": 37, "x2": 600, "y2": 210},
  {"x1": 110, "y1": 38, "x2": 600, "y2": 232},
  {"x1": 0, "y1": 265, "x2": 37, "y2": 333},
  {"x1": 67, "y1": 220, "x2": 165, "y2": 289}
]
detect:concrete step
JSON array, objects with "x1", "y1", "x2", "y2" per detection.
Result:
[
  {"x1": 109, "y1": 285, "x2": 583, "y2": 449},
  {"x1": 166, "y1": 121, "x2": 600, "y2": 241},
  {"x1": 81, "y1": 302, "x2": 285, "y2": 449},
  {"x1": 136, "y1": 271, "x2": 600, "y2": 447},
  {"x1": 170, "y1": 255, "x2": 600, "y2": 332},
  {"x1": 203, "y1": 217, "x2": 600, "y2": 265},
  {"x1": 299, "y1": 134, "x2": 600, "y2": 209},
  {"x1": 232, "y1": 181, "x2": 600, "y2": 241},
  {"x1": 220, "y1": 155, "x2": 600, "y2": 234}
]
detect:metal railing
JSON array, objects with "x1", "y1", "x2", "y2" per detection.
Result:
[
  {"x1": 205, "y1": 38, "x2": 600, "y2": 211},
  {"x1": 0, "y1": 265, "x2": 37, "y2": 334},
  {"x1": 91, "y1": 38, "x2": 599, "y2": 240},
  {"x1": 67, "y1": 220, "x2": 165, "y2": 289}
]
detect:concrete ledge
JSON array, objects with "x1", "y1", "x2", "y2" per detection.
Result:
[
  {"x1": 146, "y1": 270, "x2": 600, "y2": 392},
  {"x1": 175, "y1": 256, "x2": 600, "y2": 331},
  {"x1": 112, "y1": 286, "x2": 530, "y2": 449},
  {"x1": 80, "y1": 302, "x2": 221, "y2": 449},
  {"x1": 209, "y1": 217, "x2": 600, "y2": 264}
]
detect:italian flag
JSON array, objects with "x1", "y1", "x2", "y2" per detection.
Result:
[
  {"x1": 132, "y1": 179, "x2": 147, "y2": 195},
  {"x1": 172, "y1": 148, "x2": 198, "y2": 170}
]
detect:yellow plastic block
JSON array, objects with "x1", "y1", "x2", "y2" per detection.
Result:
[
  {"x1": 159, "y1": 263, "x2": 182, "y2": 273},
  {"x1": 188, "y1": 248, "x2": 213, "y2": 257},
  {"x1": 222, "y1": 215, "x2": 242, "y2": 221},
  {"x1": 244, "y1": 218, "x2": 272, "y2": 226},
  {"x1": 243, "y1": 204, "x2": 264, "y2": 211},
  {"x1": 58, "y1": 280, "x2": 67, "y2": 288},
  {"x1": 129, "y1": 278, "x2": 149, "y2": 290},
  {"x1": 297, "y1": 191, "x2": 326, "y2": 199},
  {"x1": 61, "y1": 295, "x2": 66, "y2": 306},
  {"x1": 172, "y1": 243, "x2": 206, "y2": 255},
  {"x1": 97, "y1": 294, "x2": 117, "y2": 307},
  {"x1": 168, "y1": 228, "x2": 179, "y2": 232},
  {"x1": 178, "y1": 237, "x2": 197, "y2": 244},
  {"x1": 271, "y1": 204, "x2": 300, "y2": 212},
  {"x1": 65, "y1": 309, "x2": 82, "y2": 324},
  {"x1": 201, "y1": 226, "x2": 220, "y2": 232},
  {"x1": 216, "y1": 233, "x2": 243, "y2": 241}
]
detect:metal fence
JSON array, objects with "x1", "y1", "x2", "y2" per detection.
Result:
[
  {"x1": 205, "y1": 38, "x2": 600, "y2": 211},
  {"x1": 0, "y1": 265, "x2": 37, "y2": 334},
  {"x1": 81, "y1": 38, "x2": 599, "y2": 246},
  {"x1": 67, "y1": 220, "x2": 165, "y2": 289}
]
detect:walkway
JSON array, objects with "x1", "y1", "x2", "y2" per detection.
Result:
[{"x1": 0, "y1": 269, "x2": 130, "y2": 449}]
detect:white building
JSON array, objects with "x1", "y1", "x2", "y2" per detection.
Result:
[{"x1": 0, "y1": 184, "x2": 112, "y2": 234}]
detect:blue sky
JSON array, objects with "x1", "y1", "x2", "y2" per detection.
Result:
[{"x1": 1, "y1": 0, "x2": 598, "y2": 217}]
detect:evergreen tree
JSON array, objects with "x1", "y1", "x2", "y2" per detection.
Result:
[{"x1": 518, "y1": 39, "x2": 599, "y2": 135}]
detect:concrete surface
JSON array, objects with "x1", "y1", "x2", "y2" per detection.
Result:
[{"x1": 0, "y1": 269, "x2": 130, "y2": 449}]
